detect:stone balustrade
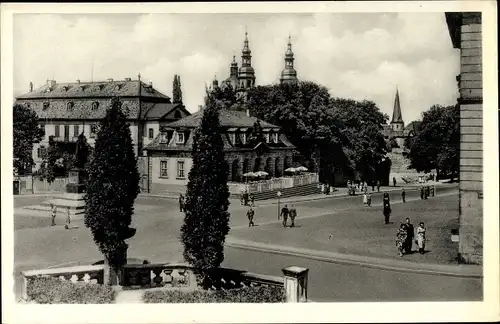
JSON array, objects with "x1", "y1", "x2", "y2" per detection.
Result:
[
  {"x1": 229, "y1": 173, "x2": 319, "y2": 194},
  {"x1": 21, "y1": 263, "x2": 309, "y2": 303}
]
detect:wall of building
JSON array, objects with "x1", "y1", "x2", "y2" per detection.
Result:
[
  {"x1": 143, "y1": 121, "x2": 160, "y2": 148},
  {"x1": 458, "y1": 13, "x2": 483, "y2": 264},
  {"x1": 151, "y1": 155, "x2": 193, "y2": 186}
]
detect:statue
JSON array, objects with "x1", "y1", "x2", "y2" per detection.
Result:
[{"x1": 74, "y1": 133, "x2": 90, "y2": 169}]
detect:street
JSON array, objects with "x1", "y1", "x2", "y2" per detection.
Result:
[{"x1": 11, "y1": 184, "x2": 482, "y2": 301}]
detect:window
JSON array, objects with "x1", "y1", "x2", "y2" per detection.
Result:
[
  {"x1": 148, "y1": 128, "x2": 154, "y2": 140},
  {"x1": 92, "y1": 102, "x2": 99, "y2": 110},
  {"x1": 67, "y1": 102, "x2": 74, "y2": 111},
  {"x1": 242, "y1": 133, "x2": 247, "y2": 145},
  {"x1": 43, "y1": 102, "x2": 50, "y2": 110},
  {"x1": 273, "y1": 133, "x2": 278, "y2": 143},
  {"x1": 90, "y1": 124, "x2": 98, "y2": 138},
  {"x1": 159, "y1": 133, "x2": 168, "y2": 144},
  {"x1": 265, "y1": 133, "x2": 270, "y2": 143},
  {"x1": 177, "y1": 160, "x2": 185, "y2": 179},
  {"x1": 229, "y1": 133, "x2": 236, "y2": 145},
  {"x1": 74, "y1": 125, "x2": 79, "y2": 137},
  {"x1": 176, "y1": 132, "x2": 185, "y2": 144},
  {"x1": 160, "y1": 160, "x2": 168, "y2": 178},
  {"x1": 64, "y1": 125, "x2": 70, "y2": 139},
  {"x1": 55, "y1": 125, "x2": 60, "y2": 138},
  {"x1": 37, "y1": 146, "x2": 47, "y2": 159}
]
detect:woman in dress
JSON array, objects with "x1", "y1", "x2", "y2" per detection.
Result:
[
  {"x1": 396, "y1": 224, "x2": 408, "y2": 257},
  {"x1": 383, "y1": 193, "x2": 391, "y2": 224},
  {"x1": 363, "y1": 192, "x2": 368, "y2": 205},
  {"x1": 416, "y1": 222, "x2": 426, "y2": 254}
]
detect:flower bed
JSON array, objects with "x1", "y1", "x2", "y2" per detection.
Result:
[
  {"x1": 143, "y1": 286, "x2": 286, "y2": 303},
  {"x1": 26, "y1": 276, "x2": 115, "y2": 304}
]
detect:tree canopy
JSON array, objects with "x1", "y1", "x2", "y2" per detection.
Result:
[
  {"x1": 84, "y1": 97, "x2": 140, "y2": 284},
  {"x1": 181, "y1": 90, "x2": 231, "y2": 286},
  {"x1": 173, "y1": 75, "x2": 183, "y2": 105},
  {"x1": 13, "y1": 104, "x2": 45, "y2": 175},
  {"x1": 404, "y1": 104, "x2": 459, "y2": 178}
]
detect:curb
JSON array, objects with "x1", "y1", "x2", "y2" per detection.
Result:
[{"x1": 225, "y1": 239, "x2": 482, "y2": 279}]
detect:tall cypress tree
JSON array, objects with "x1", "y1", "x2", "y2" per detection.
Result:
[
  {"x1": 173, "y1": 74, "x2": 183, "y2": 105},
  {"x1": 180, "y1": 90, "x2": 230, "y2": 287},
  {"x1": 84, "y1": 97, "x2": 140, "y2": 285}
]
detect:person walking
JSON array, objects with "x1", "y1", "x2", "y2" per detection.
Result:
[
  {"x1": 179, "y1": 194, "x2": 185, "y2": 212},
  {"x1": 367, "y1": 193, "x2": 372, "y2": 207},
  {"x1": 371, "y1": 181, "x2": 375, "y2": 192},
  {"x1": 240, "y1": 192, "x2": 245, "y2": 206},
  {"x1": 431, "y1": 185, "x2": 435, "y2": 197},
  {"x1": 363, "y1": 192, "x2": 368, "y2": 205},
  {"x1": 321, "y1": 183, "x2": 325, "y2": 195},
  {"x1": 396, "y1": 224, "x2": 408, "y2": 257},
  {"x1": 403, "y1": 218, "x2": 414, "y2": 254},
  {"x1": 289, "y1": 205, "x2": 297, "y2": 228},
  {"x1": 377, "y1": 180, "x2": 381, "y2": 193},
  {"x1": 420, "y1": 186, "x2": 424, "y2": 200},
  {"x1": 383, "y1": 193, "x2": 391, "y2": 224},
  {"x1": 401, "y1": 188, "x2": 406, "y2": 203},
  {"x1": 281, "y1": 204, "x2": 289, "y2": 227},
  {"x1": 416, "y1": 222, "x2": 427, "y2": 254},
  {"x1": 66, "y1": 206, "x2": 71, "y2": 224},
  {"x1": 250, "y1": 194, "x2": 255, "y2": 206},
  {"x1": 247, "y1": 206, "x2": 255, "y2": 227},
  {"x1": 50, "y1": 204, "x2": 57, "y2": 226},
  {"x1": 243, "y1": 191, "x2": 249, "y2": 206},
  {"x1": 425, "y1": 186, "x2": 430, "y2": 199},
  {"x1": 393, "y1": 177, "x2": 397, "y2": 187}
]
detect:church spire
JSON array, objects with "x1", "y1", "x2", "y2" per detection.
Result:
[
  {"x1": 238, "y1": 31, "x2": 256, "y2": 93},
  {"x1": 391, "y1": 87, "x2": 403, "y2": 123},
  {"x1": 280, "y1": 34, "x2": 298, "y2": 85}
]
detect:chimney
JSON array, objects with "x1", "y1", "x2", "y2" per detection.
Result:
[
  {"x1": 246, "y1": 108, "x2": 250, "y2": 117},
  {"x1": 76, "y1": 79, "x2": 80, "y2": 84},
  {"x1": 29, "y1": 82, "x2": 33, "y2": 92},
  {"x1": 125, "y1": 78, "x2": 131, "y2": 81},
  {"x1": 47, "y1": 80, "x2": 56, "y2": 89},
  {"x1": 107, "y1": 78, "x2": 114, "y2": 82},
  {"x1": 149, "y1": 80, "x2": 153, "y2": 87}
]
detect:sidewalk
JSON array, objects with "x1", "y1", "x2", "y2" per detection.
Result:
[{"x1": 225, "y1": 238, "x2": 482, "y2": 278}]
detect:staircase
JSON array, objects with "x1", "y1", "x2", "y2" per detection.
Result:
[{"x1": 240, "y1": 183, "x2": 322, "y2": 201}]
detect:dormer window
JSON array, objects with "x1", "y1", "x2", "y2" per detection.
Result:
[
  {"x1": 115, "y1": 84, "x2": 122, "y2": 91},
  {"x1": 92, "y1": 101, "x2": 99, "y2": 110},
  {"x1": 242, "y1": 133, "x2": 247, "y2": 145},
  {"x1": 159, "y1": 133, "x2": 168, "y2": 144},
  {"x1": 265, "y1": 133, "x2": 270, "y2": 143},
  {"x1": 176, "y1": 132, "x2": 185, "y2": 144},
  {"x1": 79, "y1": 85, "x2": 87, "y2": 91},
  {"x1": 229, "y1": 133, "x2": 236, "y2": 145},
  {"x1": 273, "y1": 132, "x2": 278, "y2": 144},
  {"x1": 97, "y1": 84, "x2": 104, "y2": 91},
  {"x1": 67, "y1": 102, "x2": 74, "y2": 111},
  {"x1": 43, "y1": 102, "x2": 50, "y2": 110}
]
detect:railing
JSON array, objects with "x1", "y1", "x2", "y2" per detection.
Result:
[
  {"x1": 228, "y1": 173, "x2": 319, "y2": 194},
  {"x1": 21, "y1": 263, "x2": 308, "y2": 303}
]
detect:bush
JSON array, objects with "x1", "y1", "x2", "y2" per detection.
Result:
[
  {"x1": 143, "y1": 285, "x2": 286, "y2": 303},
  {"x1": 26, "y1": 276, "x2": 116, "y2": 304}
]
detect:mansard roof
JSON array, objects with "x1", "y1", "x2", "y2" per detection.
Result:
[{"x1": 165, "y1": 109, "x2": 279, "y2": 129}]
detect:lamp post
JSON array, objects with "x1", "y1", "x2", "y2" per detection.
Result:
[{"x1": 277, "y1": 191, "x2": 282, "y2": 220}]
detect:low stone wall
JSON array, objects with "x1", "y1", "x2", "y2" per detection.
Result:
[
  {"x1": 21, "y1": 263, "x2": 308, "y2": 303},
  {"x1": 14, "y1": 175, "x2": 69, "y2": 195}
]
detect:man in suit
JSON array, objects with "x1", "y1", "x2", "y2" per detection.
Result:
[
  {"x1": 289, "y1": 205, "x2": 297, "y2": 228},
  {"x1": 281, "y1": 204, "x2": 289, "y2": 227},
  {"x1": 403, "y1": 218, "x2": 415, "y2": 254}
]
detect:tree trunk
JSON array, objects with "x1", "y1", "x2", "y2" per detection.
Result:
[{"x1": 103, "y1": 247, "x2": 127, "y2": 286}]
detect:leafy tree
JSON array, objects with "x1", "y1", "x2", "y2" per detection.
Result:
[
  {"x1": 13, "y1": 103, "x2": 45, "y2": 175},
  {"x1": 404, "y1": 104, "x2": 459, "y2": 179},
  {"x1": 180, "y1": 90, "x2": 230, "y2": 287},
  {"x1": 329, "y1": 99, "x2": 389, "y2": 183},
  {"x1": 173, "y1": 75, "x2": 183, "y2": 104},
  {"x1": 84, "y1": 97, "x2": 140, "y2": 285}
]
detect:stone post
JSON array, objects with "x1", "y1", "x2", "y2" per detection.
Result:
[{"x1": 282, "y1": 266, "x2": 309, "y2": 303}]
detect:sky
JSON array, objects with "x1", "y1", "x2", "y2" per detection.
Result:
[{"x1": 13, "y1": 12, "x2": 460, "y2": 123}]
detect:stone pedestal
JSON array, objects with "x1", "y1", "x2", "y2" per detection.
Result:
[{"x1": 282, "y1": 266, "x2": 309, "y2": 303}]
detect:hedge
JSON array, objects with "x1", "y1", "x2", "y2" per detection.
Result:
[
  {"x1": 26, "y1": 276, "x2": 116, "y2": 304},
  {"x1": 143, "y1": 286, "x2": 286, "y2": 303}
]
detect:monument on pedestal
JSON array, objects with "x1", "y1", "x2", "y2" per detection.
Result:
[{"x1": 22, "y1": 133, "x2": 90, "y2": 218}]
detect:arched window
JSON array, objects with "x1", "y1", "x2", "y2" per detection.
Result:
[
  {"x1": 92, "y1": 101, "x2": 99, "y2": 110},
  {"x1": 67, "y1": 102, "x2": 74, "y2": 111}
]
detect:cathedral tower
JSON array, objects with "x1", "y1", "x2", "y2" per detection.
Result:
[
  {"x1": 237, "y1": 32, "x2": 256, "y2": 93},
  {"x1": 280, "y1": 35, "x2": 298, "y2": 85}
]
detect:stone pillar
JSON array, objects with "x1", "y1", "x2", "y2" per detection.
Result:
[{"x1": 282, "y1": 266, "x2": 309, "y2": 303}]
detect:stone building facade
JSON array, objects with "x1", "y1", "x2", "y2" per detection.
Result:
[
  {"x1": 14, "y1": 76, "x2": 190, "y2": 172},
  {"x1": 446, "y1": 12, "x2": 483, "y2": 264},
  {"x1": 142, "y1": 109, "x2": 295, "y2": 194}
]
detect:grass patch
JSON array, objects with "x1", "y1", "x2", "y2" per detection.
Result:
[
  {"x1": 143, "y1": 286, "x2": 286, "y2": 303},
  {"x1": 26, "y1": 276, "x2": 116, "y2": 304}
]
